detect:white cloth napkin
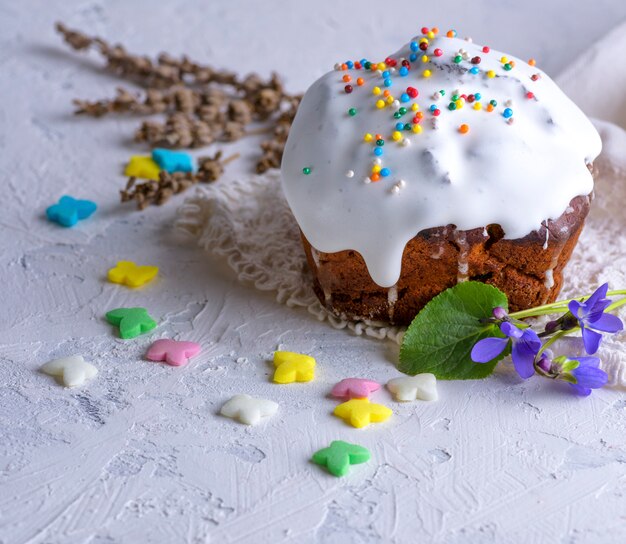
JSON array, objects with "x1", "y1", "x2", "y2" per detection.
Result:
[{"x1": 176, "y1": 25, "x2": 626, "y2": 386}]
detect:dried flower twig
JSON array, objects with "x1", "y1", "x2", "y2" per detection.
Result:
[{"x1": 55, "y1": 22, "x2": 301, "y2": 208}]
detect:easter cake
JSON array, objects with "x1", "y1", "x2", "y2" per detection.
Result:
[{"x1": 281, "y1": 27, "x2": 601, "y2": 325}]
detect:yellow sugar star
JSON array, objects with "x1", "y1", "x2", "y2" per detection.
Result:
[
  {"x1": 108, "y1": 261, "x2": 159, "y2": 288},
  {"x1": 272, "y1": 351, "x2": 316, "y2": 384},
  {"x1": 124, "y1": 156, "x2": 161, "y2": 181},
  {"x1": 333, "y1": 398, "x2": 392, "y2": 428}
]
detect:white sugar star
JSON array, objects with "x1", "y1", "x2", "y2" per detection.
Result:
[
  {"x1": 41, "y1": 355, "x2": 98, "y2": 387},
  {"x1": 387, "y1": 374, "x2": 438, "y2": 402},
  {"x1": 220, "y1": 394, "x2": 279, "y2": 425}
]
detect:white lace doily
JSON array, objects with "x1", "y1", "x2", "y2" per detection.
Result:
[{"x1": 175, "y1": 133, "x2": 626, "y2": 386}]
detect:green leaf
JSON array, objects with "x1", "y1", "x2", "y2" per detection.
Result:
[{"x1": 399, "y1": 282, "x2": 509, "y2": 380}]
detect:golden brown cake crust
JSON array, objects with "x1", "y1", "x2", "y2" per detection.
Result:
[{"x1": 302, "y1": 195, "x2": 590, "y2": 325}]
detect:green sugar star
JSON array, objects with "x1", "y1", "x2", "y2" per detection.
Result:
[
  {"x1": 105, "y1": 307, "x2": 157, "y2": 339},
  {"x1": 312, "y1": 440, "x2": 371, "y2": 477}
]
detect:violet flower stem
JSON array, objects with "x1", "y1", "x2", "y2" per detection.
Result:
[
  {"x1": 509, "y1": 290, "x2": 626, "y2": 320},
  {"x1": 537, "y1": 329, "x2": 573, "y2": 356}
]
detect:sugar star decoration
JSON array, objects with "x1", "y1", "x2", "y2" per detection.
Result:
[
  {"x1": 331, "y1": 378, "x2": 381, "y2": 400},
  {"x1": 152, "y1": 148, "x2": 194, "y2": 173},
  {"x1": 272, "y1": 351, "x2": 316, "y2": 384},
  {"x1": 220, "y1": 394, "x2": 279, "y2": 425},
  {"x1": 107, "y1": 261, "x2": 159, "y2": 288},
  {"x1": 386, "y1": 373, "x2": 438, "y2": 402},
  {"x1": 105, "y1": 307, "x2": 157, "y2": 339},
  {"x1": 333, "y1": 398, "x2": 392, "y2": 429},
  {"x1": 146, "y1": 339, "x2": 201, "y2": 367},
  {"x1": 40, "y1": 355, "x2": 98, "y2": 387},
  {"x1": 312, "y1": 440, "x2": 371, "y2": 477},
  {"x1": 46, "y1": 196, "x2": 97, "y2": 227},
  {"x1": 124, "y1": 155, "x2": 161, "y2": 181}
]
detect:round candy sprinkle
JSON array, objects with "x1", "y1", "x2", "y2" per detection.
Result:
[
  {"x1": 376, "y1": 139, "x2": 385, "y2": 146},
  {"x1": 473, "y1": 102, "x2": 482, "y2": 110},
  {"x1": 399, "y1": 66, "x2": 409, "y2": 76},
  {"x1": 373, "y1": 86, "x2": 381, "y2": 95},
  {"x1": 526, "y1": 91, "x2": 535, "y2": 99},
  {"x1": 409, "y1": 53, "x2": 417, "y2": 62},
  {"x1": 399, "y1": 107, "x2": 407, "y2": 114},
  {"x1": 459, "y1": 124, "x2": 469, "y2": 134},
  {"x1": 374, "y1": 147, "x2": 383, "y2": 156},
  {"x1": 486, "y1": 103, "x2": 494, "y2": 112},
  {"x1": 432, "y1": 108, "x2": 441, "y2": 116},
  {"x1": 346, "y1": 61, "x2": 354, "y2": 69},
  {"x1": 412, "y1": 103, "x2": 420, "y2": 111},
  {"x1": 503, "y1": 108, "x2": 513, "y2": 118},
  {"x1": 446, "y1": 30, "x2": 457, "y2": 38},
  {"x1": 343, "y1": 75, "x2": 351, "y2": 83},
  {"x1": 400, "y1": 93, "x2": 410, "y2": 103},
  {"x1": 386, "y1": 97, "x2": 394, "y2": 105},
  {"x1": 455, "y1": 99, "x2": 464, "y2": 109},
  {"x1": 470, "y1": 67, "x2": 479, "y2": 74},
  {"x1": 303, "y1": 167, "x2": 311, "y2": 175},
  {"x1": 403, "y1": 123, "x2": 411, "y2": 130},
  {"x1": 419, "y1": 42, "x2": 428, "y2": 51},
  {"x1": 410, "y1": 41, "x2": 419, "y2": 52},
  {"x1": 423, "y1": 69, "x2": 432, "y2": 78},
  {"x1": 531, "y1": 73, "x2": 541, "y2": 81},
  {"x1": 482, "y1": 46, "x2": 490, "y2": 53},
  {"x1": 421, "y1": 55, "x2": 429, "y2": 63},
  {"x1": 371, "y1": 173, "x2": 380, "y2": 182},
  {"x1": 376, "y1": 99, "x2": 385, "y2": 109},
  {"x1": 421, "y1": 26, "x2": 429, "y2": 34},
  {"x1": 380, "y1": 168, "x2": 391, "y2": 177},
  {"x1": 487, "y1": 70, "x2": 496, "y2": 78},
  {"x1": 382, "y1": 70, "x2": 390, "y2": 78},
  {"x1": 348, "y1": 108, "x2": 357, "y2": 116},
  {"x1": 395, "y1": 122, "x2": 404, "y2": 130},
  {"x1": 393, "y1": 111, "x2": 402, "y2": 119},
  {"x1": 346, "y1": 170, "x2": 354, "y2": 178},
  {"x1": 448, "y1": 102, "x2": 457, "y2": 111},
  {"x1": 412, "y1": 124, "x2": 423, "y2": 134},
  {"x1": 407, "y1": 87, "x2": 418, "y2": 98},
  {"x1": 528, "y1": 58, "x2": 536, "y2": 66},
  {"x1": 384, "y1": 78, "x2": 392, "y2": 87},
  {"x1": 392, "y1": 131, "x2": 402, "y2": 141},
  {"x1": 471, "y1": 56, "x2": 481, "y2": 64},
  {"x1": 475, "y1": 92, "x2": 482, "y2": 100},
  {"x1": 503, "y1": 63, "x2": 512, "y2": 71},
  {"x1": 434, "y1": 48, "x2": 443, "y2": 57},
  {"x1": 373, "y1": 158, "x2": 382, "y2": 165},
  {"x1": 453, "y1": 55, "x2": 462, "y2": 64},
  {"x1": 371, "y1": 164, "x2": 381, "y2": 174},
  {"x1": 357, "y1": 77, "x2": 364, "y2": 86},
  {"x1": 345, "y1": 85, "x2": 353, "y2": 94},
  {"x1": 364, "y1": 133, "x2": 373, "y2": 142},
  {"x1": 500, "y1": 56, "x2": 508, "y2": 63}
]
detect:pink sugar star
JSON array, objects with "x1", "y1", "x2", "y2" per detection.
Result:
[
  {"x1": 145, "y1": 339, "x2": 201, "y2": 367},
  {"x1": 331, "y1": 378, "x2": 381, "y2": 400}
]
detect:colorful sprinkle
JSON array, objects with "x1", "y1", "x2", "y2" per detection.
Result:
[
  {"x1": 303, "y1": 167, "x2": 311, "y2": 175},
  {"x1": 348, "y1": 107, "x2": 357, "y2": 116},
  {"x1": 423, "y1": 69, "x2": 432, "y2": 78},
  {"x1": 345, "y1": 84, "x2": 353, "y2": 93},
  {"x1": 503, "y1": 108, "x2": 513, "y2": 118},
  {"x1": 459, "y1": 124, "x2": 470, "y2": 134},
  {"x1": 380, "y1": 168, "x2": 391, "y2": 177},
  {"x1": 487, "y1": 70, "x2": 496, "y2": 78}
]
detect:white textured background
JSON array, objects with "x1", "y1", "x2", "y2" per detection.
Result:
[{"x1": 1, "y1": 1, "x2": 626, "y2": 543}]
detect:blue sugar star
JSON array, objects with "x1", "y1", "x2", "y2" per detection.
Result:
[
  {"x1": 152, "y1": 148, "x2": 194, "y2": 173},
  {"x1": 46, "y1": 196, "x2": 97, "y2": 227}
]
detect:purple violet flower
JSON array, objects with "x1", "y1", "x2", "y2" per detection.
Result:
[
  {"x1": 568, "y1": 283, "x2": 623, "y2": 354},
  {"x1": 471, "y1": 321, "x2": 542, "y2": 379},
  {"x1": 568, "y1": 356, "x2": 608, "y2": 396}
]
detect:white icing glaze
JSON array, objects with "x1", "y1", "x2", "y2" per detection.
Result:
[{"x1": 281, "y1": 34, "x2": 601, "y2": 287}]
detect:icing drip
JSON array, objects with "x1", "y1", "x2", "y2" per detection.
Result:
[
  {"x1": 387, "y1": 284, "x2": 398, "y2": 322},
  {"x1": 281, "y1": 32, "x2": 602, "y2": 287},
  {"x1": 310, "y1": 247, "x2": 332, "y2": 303},
  {"x1": 454, "y1": 230, "x2": 469, "y2": 283}
]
